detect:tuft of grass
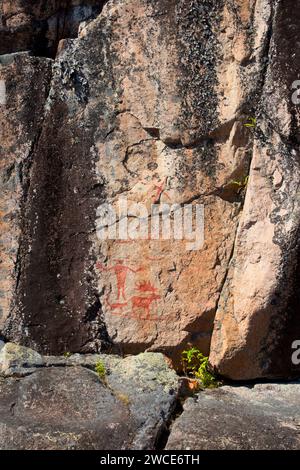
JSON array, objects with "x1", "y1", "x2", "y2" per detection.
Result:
[
  {"x1": 181, "y1": 347, "x2": 219, "y2": 388},
  {"x1": 116, "y1": 392, "x2": 130, "y2": 406},
  {"x1": 228, "y1": 175, "x2": 249, "y2": 193},
  {"x1": 244, "y1": 117, "x2": 257, "y2": 128},
  {"x1": 95, "y1": 360, "x2": 106, "y2": 380}
]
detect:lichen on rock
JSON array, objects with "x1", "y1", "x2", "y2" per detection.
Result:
[{"x1": 0, "y1": 0, "x2": 300, "y2": 382}]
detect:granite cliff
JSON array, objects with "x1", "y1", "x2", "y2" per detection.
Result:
[{"x1": 0, "y1": 0, "x2": 300, "y2": 382}]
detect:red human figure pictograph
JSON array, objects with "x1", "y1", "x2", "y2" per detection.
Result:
[{"x1": 96, "y1": 260, "x2": 144, "y2": 300}]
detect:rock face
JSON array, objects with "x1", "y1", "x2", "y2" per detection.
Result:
[
  {"x1": 0, "y1": 343, "x2": 178, "y2": 450},
  {"x1": 0, "y1": 1, "x2": 104, "y2": 57},
  {"x1": 209, "y1": 0, "x2": 300, "y2": 379},
  {"x1": 0, "y1": 0, "x2": 300, "y2": 380},
  {"x1": 0, "y1": 52, "x2": 52, "y2": 331},
  {"x1": 166, "y1": 382, "x2": 300, "y2": 450}
]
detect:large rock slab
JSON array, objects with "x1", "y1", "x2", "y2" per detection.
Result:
[
  {"x1": 166, "y1": 382, "x2": 300, "y2": 450},
  {"x1": 0, "y1": 342, "x2": 43, "y2": 376},
  {"x1": 0, "y1": 53, "x2": 52, "y2": 330},
  {"x1": 0, "y1": 367, "x2": 134, "y2": 450},
  {"x1": 0, "y1": 344, "x2": 178, "y2": 450},
  {"x1": 0, "y1": 0, "x2": 267, "y2": 366},
  {"x1": 0, "y1": 0, "x2": 299, "y2": 380},
  {"x1": 210, "y1": 0, "x2": 300, "y2": 379}
]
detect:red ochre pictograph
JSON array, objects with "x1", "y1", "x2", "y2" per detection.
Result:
[
  {"x1": 135, "y1": 280, "x2": 158, "y2": 293},
  {"x1": 105, "y1": 297, "x2": 128, "y2": 314},
  {"x1": 147, "y1": 177, "x2": 171, "y2": 203},
  {"x1": 130, "y1": 281, "x2": 161, "y2": 320},
  {"x1": 96, "y1": 260, "x2": 144, "y2": 300},
  {"x1": 97, "y1": 262, "x2": 161, "y2": 321}
]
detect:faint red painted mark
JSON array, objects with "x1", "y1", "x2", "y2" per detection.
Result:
[
  {"x1": 96, "y1": 260, "x2": 144, "y2": 300},
  {"x1": 131, "y1": 292, "x2": 161, "y2": 320},
  {"x1": 135, "y1": 280, "x2": 158, "y2": 293},
  {"x1": 105, "y1": 295, "x2": 128, "y2": 316},
  {"x1": 147, "y1": 177, "x2": 171, "y2": 203},
  {"x1": 130, "y1": 280, "x2": 161, "y2": 319}
]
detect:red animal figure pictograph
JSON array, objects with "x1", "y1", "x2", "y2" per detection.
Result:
[
  {"x1": 105, "y1": 295, "x2": 128, "y2": 316},
  {"x1": 131, "y1": 292, "x2": 161, "y2": 319},
  {"x1": 146, "y1": 256, "x2": 165, "y2": 261},
  {"x1": 96, "y1": 260, "x2": 144, "y2": 300},
  {"x1": 130, "y1": 280, "x2": 161, "y2": 319},
  {"x1": 135, "y1": 280, "x2": 158, "y2": 293}
]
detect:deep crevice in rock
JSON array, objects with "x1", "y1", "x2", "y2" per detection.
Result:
[
  {"x1": 0, "y1": 1, "x2": 108, "y2": 59},
  {"x1": 155, "y1": 396, "x2": 184, "y2": 450}
]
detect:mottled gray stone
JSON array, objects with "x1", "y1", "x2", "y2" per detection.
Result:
[
  {"x1": 166, "y1": 383, "x2": 300, "y2": 450},
  {"x1": 105, "y1": 352, "x2": 179, "y2": 450},
  {"x1": 0, "y1": 344, "x2": 179, "y2": 450},
  {"x1": 0, "y1": 367, "x2": 134, "y2": 450},
  {"x1": 0, "y1": 343, "x2": 43, "y2": 376},
  {"x1": 0, "y1": 51, "x2": 31, "y2": 66}
]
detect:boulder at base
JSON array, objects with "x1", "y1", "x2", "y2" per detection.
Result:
[
  {"x1": 166, "y1": 382, "x2": 300, "y2": 450},
  {"x1": 0, "y1": 344, "x2": 178, "y2": 450}
]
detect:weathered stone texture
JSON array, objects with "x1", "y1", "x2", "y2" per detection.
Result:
[
  {"x1": 0, "y1": 344, "x2": 178, "y2": 450},
  {"x1": 210, "y1": 0, "x2": 300, "y2": 379},
  {"x1": 0, "y1": 0, "x2": 300, "y2": 380},
  {"x1": 0, "y1": 53, "x2": 52, "y2": 331},
  {"x1": 0, "y1": 1, "x2": 104, "y2": 57},
  {"x1": 166, "y1": 382, "x2": 300, "y2": 450}
]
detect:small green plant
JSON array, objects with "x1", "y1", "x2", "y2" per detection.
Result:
[
  {"x1": 63, "y1": 352, "x2": 72, "y2": 358},
  {"x1": 95, "y1": 360, "x2": 106, "y2": 380},
  {"x1": 229, "y1": 175, "x2": 249, "y2": 193},
  {"x1": 244, "y1": 117, "x2": 257, "y2": 128},
  {"x1": 181, "y1": 347, "x2": 203, "y2": 375},
  {"x1": 194, "y1": 356, "x2": 219, "y2": 388},
  {"x1": 181, "y1": 347, "x2": 218, "y2": 388}
]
